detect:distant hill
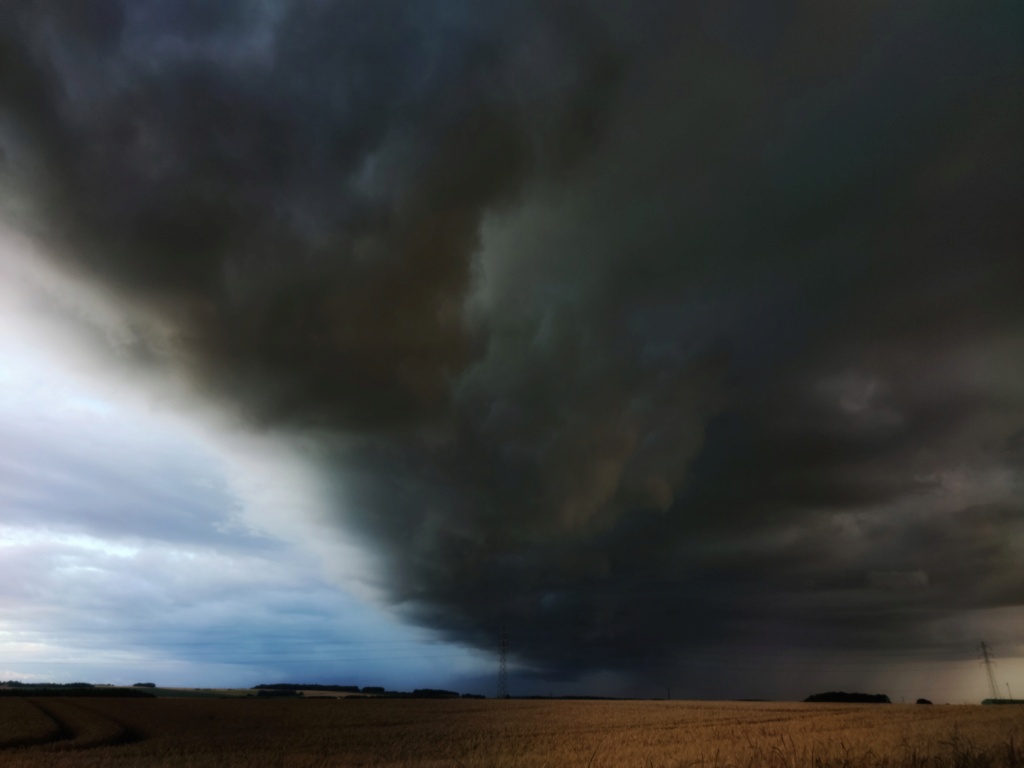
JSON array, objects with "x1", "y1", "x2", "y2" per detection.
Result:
[{"x1": 805, "y1": 691, "x2": 891, "y2": 703}]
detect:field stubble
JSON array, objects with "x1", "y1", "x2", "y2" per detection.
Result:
[{"x1": 0, "y1": 698, "x2": 1020, "y2": 767}]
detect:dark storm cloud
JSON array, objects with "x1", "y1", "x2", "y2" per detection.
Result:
[
  {"x1": 2, "y1": 0, "x2": 618, "y2": 424},
  {"x1": 1, "y1": 0, "x2": 1022, "y2": 694}
]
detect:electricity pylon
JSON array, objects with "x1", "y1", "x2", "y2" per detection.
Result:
[
  {"x1": 979, "y1": 641, "x2": 1000, "y2": 700},
  {"x1": 497, "y1": 627, "x2": 508, "y2": 699}
]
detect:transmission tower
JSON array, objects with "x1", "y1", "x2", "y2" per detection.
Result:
[
  {"x1": 978, "y1": 641, "x2": 1000, "y2": 700},
  {"x1": 497, "y1": 627, "x2": 508, "y2": 699}
]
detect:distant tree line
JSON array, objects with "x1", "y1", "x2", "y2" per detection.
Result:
[
  {"x1": 253, "y1": 684, "x2": 483, "y2": 698},
  {"x1": 805, "y1": 691, "x2": 891, "y2": 703},
  {"x1": 0, "y1": 685, "x2": 153, "y2": 698},
  {"x1": 252, "y1": 684, "x2": 389, "y2": 698},
  {"x1": 252, "y1": 688, "x2": 362, "y2": 696}
]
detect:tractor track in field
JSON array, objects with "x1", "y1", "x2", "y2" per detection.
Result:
[
  {"x1": 21, "y1": 698, "x2": 147, "y2": 752},
  {"x1": 0, "y1": 699, "x2": 65, "y2": 750}
]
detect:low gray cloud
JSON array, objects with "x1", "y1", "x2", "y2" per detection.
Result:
[
  {"x1": 0, "y1": 417, "x2": 258, "y2": 548},
  {"x1": 1, "y1": 0, "x2": 1021, "y2": 696}
]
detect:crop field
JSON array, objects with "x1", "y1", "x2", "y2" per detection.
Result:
[{"x1": 0, "y1": 697, "x2": 1021, "y2": 767}]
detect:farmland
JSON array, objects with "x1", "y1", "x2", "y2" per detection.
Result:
[{"x1": 0, "y1": 697, "x2": 1021, "y2": 767}]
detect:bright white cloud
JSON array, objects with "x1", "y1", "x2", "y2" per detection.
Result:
[{"x1": 0, "y1": 231, "x2": 493, "y2": 691}]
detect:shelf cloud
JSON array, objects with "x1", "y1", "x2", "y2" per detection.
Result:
[{"x1": 1, "y1": 0, "x2": 1021, "y2": 696}]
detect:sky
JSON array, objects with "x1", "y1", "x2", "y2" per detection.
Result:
[{"x1": 0, "y1": 0, "x2": 1021, "y2": 703}]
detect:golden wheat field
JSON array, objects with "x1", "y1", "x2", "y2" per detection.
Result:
[{"x1": 0, "y1": 697, "x2": 1021, "y2": 767}]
